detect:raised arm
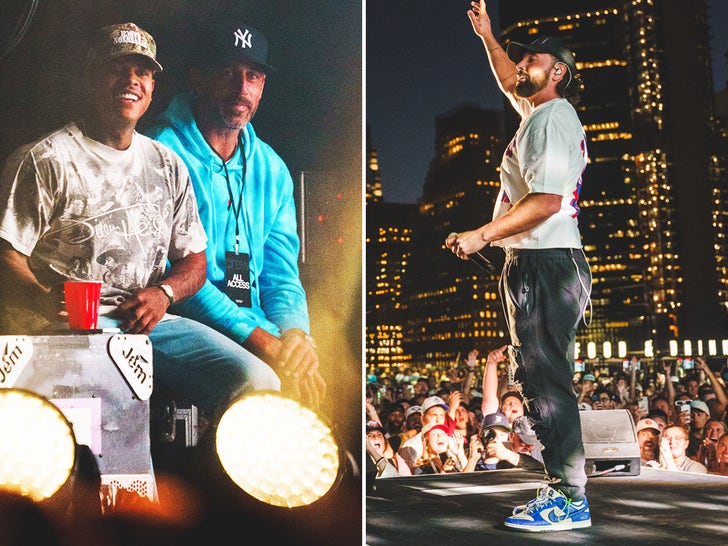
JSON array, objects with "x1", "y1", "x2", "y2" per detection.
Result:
[
  {"x1": 696, "y1": 357, "x2": 727, "y2": 417},
  {"x1": 663, "y1": 360, "x2": 676, "y2": 407},
  {"x1": 481, "y1": 344, "x2": 510, "y2": 416},
  {"x1": 462, "y1": 349, "x2": 479, "y2": 402},
  {"x1": 467, "y1": 0, "x2": 518, "y2": 96}
]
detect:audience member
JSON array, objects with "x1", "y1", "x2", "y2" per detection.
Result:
[
  {"x1": 365, "y1": 398, "x2": 382, "y2": 427},
  {"x1": 479, "y1": 344, "x2": 526, "y2": 427},
  {"x1": 461, "y1": 349, "x2": 480, "y2": 403},
  {"x1": 691, "y1": 418, "x2": 728, "y2": 472},
  {"x1": 657, "y1": 425, "x2": 708, "y2": 473},
  {"x1": 389, "y1": 405, "x2": 422, "y2": 452},
  {"x1": 646, "y1": 408, "x2": 669, "y2": 433},
  {"x1": 466, "y1": 394, "x2": 484, "y2": 430},
  {"x1": 695, "y1": 357, "x2": 728, "y2": 419},
  {"x1": 398, "y1": 395, "x2": 451, "y2": 471},
  {"x1": 635, "y1": 418, "x2": 660, "y2": 466},
  {"x1": 591, "y1": 388, "x2": 619, "y2": 410},
  {"x1": 686, "y1": 400, "x2": 711, "y2": 457},
  {"x1": 412, "y1": 423, "x2": 467, "y2": 474},
  {"x1": 366, "y1": 421, "x2": 412, "y2": 478},
  {"x1": 383, "y1": 403, "x2": 406, "y2": 438},
  {"x1": 683, "y1": 375, "x2": 700, "y2": 400},
  {"x1": 499, "y1": 391, "x2": 525, "y2": 425},
  {"x1": 577, "y1": 374, "x2": 597, "y2": 409},
  {"x1": 465, "y1": 412, "x2": 543, "y2": 472},
  {"x1": 413, "y1": 377, "x2": 432, "y2": 398},
  {"x1": 614, "y1": 372, "x2": 631, "y2": 406},
  {"x1": 673, "y1": 394, "x2": 693, "y2": 429},
  {"x1": 453, "y1": 400, "x2": 478, "y2": 457},
  {"x1": 468, "y1": 412, "x2": 511, "y2": 471},
  {"x1": 709, "y1": 434, "x2": 728, "y2": 476},
  {"x1": 651, "y1": 396, "x2": 675, "y2": 426}
]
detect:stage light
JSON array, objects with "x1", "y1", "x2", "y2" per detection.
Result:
[
  {"x1": 0, "y1": 388, "x2": 76, "y2": 502},
  {"x1": 587, "y1": 342, "x2": 596, "y2": 359},
  {"x1": 215, "y1": 391, "x2": 340, "y2": 508}
]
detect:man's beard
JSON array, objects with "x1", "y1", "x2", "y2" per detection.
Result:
[
  {"x1": 218, "y1": 100, "x2": 257, "y2": 130},
  {"x1": 515, "y1": 72, "x2": 548, "y2": 98}
]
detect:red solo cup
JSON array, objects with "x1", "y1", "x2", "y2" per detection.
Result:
[{"x1": 63, "y1": 280, "x2": 102, "y2": 330}]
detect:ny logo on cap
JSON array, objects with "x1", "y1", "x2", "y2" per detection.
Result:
[{"x1": 233, "y1": 28, "x2": 253, "y2": 49}]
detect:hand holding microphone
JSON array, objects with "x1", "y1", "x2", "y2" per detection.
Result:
[{"x1": 445, "y1": 231, "x2": 495, "y2": 273}]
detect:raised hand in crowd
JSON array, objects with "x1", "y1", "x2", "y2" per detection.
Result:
[{"x1": 695, "y1": 357, "x2": 728, "y2": 418}]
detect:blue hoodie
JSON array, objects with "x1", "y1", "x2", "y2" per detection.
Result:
[{"x1": 145, "y1": 93, "x2": 310, "y2": 342}]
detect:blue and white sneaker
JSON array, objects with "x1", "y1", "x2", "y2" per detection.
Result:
[
  {"x1": 511, "y1": 483, "x2": 550, "y2": 515},
  {"x1": 504, "y1": 486, "x2": 591, "y2": 532}
]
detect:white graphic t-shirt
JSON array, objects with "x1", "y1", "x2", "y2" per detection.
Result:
[
  {"x1": 0, "y1": 122, "x2": 207, "y2": 305},
  {"x1": 494, "y1": 97, "x2": 587, "y2": 249}
]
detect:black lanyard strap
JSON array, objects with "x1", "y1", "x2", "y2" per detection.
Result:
[{"x1": 220, "y1": 134, "x2": 247, "y2": 254}]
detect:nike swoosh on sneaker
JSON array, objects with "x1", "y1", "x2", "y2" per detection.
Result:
[{"x1": 545, "y1": 507, "x2": 567, "y2": 523}]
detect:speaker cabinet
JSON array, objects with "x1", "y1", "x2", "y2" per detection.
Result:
[{"x1": 580, "y1": 409, "x2": 640, "y2": 476}]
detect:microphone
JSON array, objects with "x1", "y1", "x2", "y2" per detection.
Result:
[
  {"x1": 448, "y1": 232, "x2": 496, "y2": 273},
  {"x1": 469, "y1": 251, "x2": 496, "y2": 274}
]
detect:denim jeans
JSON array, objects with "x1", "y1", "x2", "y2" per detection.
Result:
[
  {"x1": 148, "y1": 317, "x2": 281, "y2": 420},
  {"x1": 499, "y1": 248, "x2": 592, "y2": 500}
]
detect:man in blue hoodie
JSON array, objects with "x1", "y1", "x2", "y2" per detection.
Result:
[{"x1": 145, "y1": 21, "x2": 325, "y2": 408}]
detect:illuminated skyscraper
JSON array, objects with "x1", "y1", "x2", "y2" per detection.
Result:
[
  {"x1": 366, "y1": 125, "x2": 384, "y2": 205},
  {"x1": 404, "y1": 104, "x2": 508, "y2": 368},
  {"x1": 366, "y1": 128, "x2": 417, "y2": 373}
]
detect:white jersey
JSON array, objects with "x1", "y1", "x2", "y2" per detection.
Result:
[
  {"x1": 493, "y1": 97, "x2": 587, "y2": 249},
  {"x1": 0, "y1": 122, "x2": 207, "y2": 304}
]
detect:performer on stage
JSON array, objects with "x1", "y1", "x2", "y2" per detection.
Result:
[{"x1": 445, "y1": 0, "x2": 592, "y2": 532}]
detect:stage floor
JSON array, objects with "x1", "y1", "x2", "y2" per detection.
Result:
[{"x1": 366, "y1": 467, "x2": 728, "y2": 545}]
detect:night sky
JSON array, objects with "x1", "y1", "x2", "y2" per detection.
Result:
[{"x1": 366, "y1": 0, "x2": 728, "y2": 204}]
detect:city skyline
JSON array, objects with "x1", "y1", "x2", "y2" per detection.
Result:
[{"x1": 366, "y1": 0, "x2": 728, "y2": 205}]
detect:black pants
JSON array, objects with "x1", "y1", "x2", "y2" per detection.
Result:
[{"x1": 499, "y1": 247, "x2": 591, "y2": 500}]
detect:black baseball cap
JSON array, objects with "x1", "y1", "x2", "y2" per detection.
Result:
[
  {"x1": 506, "y1": 35, "x2": 577, "y2": 77},
  {"x1": 191, "y1": 21, "x2": 275, "y2": 73}
]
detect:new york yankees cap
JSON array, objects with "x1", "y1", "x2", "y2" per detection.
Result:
[
  {"x1": 506, "y1": 35, "x2": 577, "y2": 77},
  {"x1": 192, "y1": 20, "x2": 275, "y2": 73},
  {"x1": 86, "y1": 22, "x2": 163, "y2": 72}
]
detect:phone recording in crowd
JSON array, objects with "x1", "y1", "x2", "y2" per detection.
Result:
[{"x1": 675, "y1": 399, "x2": 692, "y2": 424}]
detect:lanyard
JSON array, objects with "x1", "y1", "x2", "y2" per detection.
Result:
[{"x1": 220, "y1": 135, "x2": 247, "y2": 255}]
